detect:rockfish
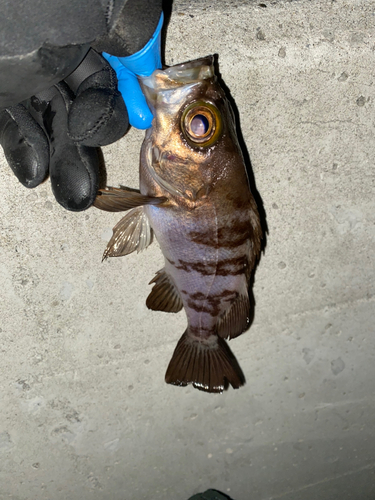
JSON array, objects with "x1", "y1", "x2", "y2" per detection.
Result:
[{"x1": 95, "y1": 56, "x2": 262, "y2": 393}]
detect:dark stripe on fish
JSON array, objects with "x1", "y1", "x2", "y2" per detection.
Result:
[
  {"x1": 187, "y1": 290, "x2": 239, "y2": 315},
  {"x1": 188, "y1": 290, "x2": 237, "y2": 300},
  {"x1": 174, "y1": 255, "x2": 248, "y2": 276},
  {"x1": 188, "y1": 219, "x2": 252, "y2": 249}
]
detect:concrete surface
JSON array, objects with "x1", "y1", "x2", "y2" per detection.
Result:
[{"x1": 0, "y1": 1, "x2": 374, "y2": 499}]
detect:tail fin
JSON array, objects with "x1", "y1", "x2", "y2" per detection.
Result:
[{"x1": 165, "y1": 331, "x2": 245, "y2": 393}]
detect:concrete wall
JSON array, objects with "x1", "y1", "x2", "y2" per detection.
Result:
[{"x1": 0, "y1": 1, "x2": 374, "y2": 498}]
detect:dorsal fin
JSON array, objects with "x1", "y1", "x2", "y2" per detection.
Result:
[
  {"x1": 103, "y1": 206, "x2": 152, "y2": 260},
  {"x1": 94, "y1": 186, "x2": 166, "y2": 212},
  {"x1": 146, "y1": 269, "x2": 183, "y2": 313},
  {"x1": 217, "y1": 293, "x2": 250, "y2": 340}
]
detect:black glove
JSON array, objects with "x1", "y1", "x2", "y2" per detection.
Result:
[
  {"x1": 0, "y1": 49, "x2": 128, "y2": 211},
  {"x1": 0, "y1": 0, "x2": 162, "y2": 211}
]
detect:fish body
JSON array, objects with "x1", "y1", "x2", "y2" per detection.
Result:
[{"x1": 95, "y1": 56, "x2": 262, "y2": 393}]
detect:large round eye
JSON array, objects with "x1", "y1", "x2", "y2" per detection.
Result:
[{"x1": 181, "y1": 101, "x2": 222, "y2": 147}]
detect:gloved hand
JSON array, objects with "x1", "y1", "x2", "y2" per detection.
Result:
[
  {"x1": 0, "y1": 10, "x2": 163, "y2": 211},
  {"x1": 0, "y1": 50, "x2": 128, "y2": 211}
]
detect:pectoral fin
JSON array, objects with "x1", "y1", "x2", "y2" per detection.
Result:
[
  {"x1": 94, "y1": 186, "x2": 166, "y2": 212},
  {"x1": 217, "y1": 293, "x2": 250, "y2": 340},
  {"x1": 146, "y1": 269, "x2": 183, "y2": 313},
  {"x1": 103, "y1": 206, "x2": 152, "y2": 260}
]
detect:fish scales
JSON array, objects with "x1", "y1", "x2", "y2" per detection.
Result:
[{"x1": 95, "y1": 56, "x2": 262, "y2": 393}]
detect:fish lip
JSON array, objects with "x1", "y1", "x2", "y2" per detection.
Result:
[
  {"x1": 139, "y1": 55, "x2": 216, "y2": 100},
  {"x1": 163, "y1": 55, "x2": 215, "y2": 78}
]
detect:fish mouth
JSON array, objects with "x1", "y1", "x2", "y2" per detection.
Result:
[
  {"x1": 140, "y1": 55, "x2": 216, "y2": 107},
  {"x1": 161, "y1": 55, "x2": 215, "y2": 85}
]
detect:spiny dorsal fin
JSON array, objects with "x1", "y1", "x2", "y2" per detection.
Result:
[
  {"x1": 103, "y1": 206, "x2": 152, "y2": 260},
  {"x1": 146, "y1": 269, "x2": 183, "y2": 313},
  {"x1": 165, "y1": 331, "x2": 245, "y2": 393},
  {"x1": 94, "y1": 186, "x2": 166, "y2": 212},
  {"x1": 217, "y1": 293, "x2": 250, "y2": 340}
]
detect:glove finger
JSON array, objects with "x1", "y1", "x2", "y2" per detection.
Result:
[
  {"x1": 41, "y1": 83, "x2": 100, "y2": 211},
  {"x1": 103, "y1": 53, "x2": 153, "y2": 130},
  {"x1": 0, "y1": 104, "x2": 49, "y2": 187},
  {"x1": 117, "y1": 12, "x2": 163, "y2": 76},
  {"x1": 67, "y1": 49, "x2": 129, "y2": 147}
]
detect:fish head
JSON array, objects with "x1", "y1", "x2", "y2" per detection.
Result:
[{"x1": 139, "y1": 56, "x2": 241, "y2": 204}]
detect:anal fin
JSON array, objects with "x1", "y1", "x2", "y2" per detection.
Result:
[
  {"x1": 94, "y1": 186, "x2": 166, "y2": 212},
  {"x1": 146, "y1": 269, "x2": 183, "y2": 313},
  {"x1": 103, "y1": 206, "x2": 152, "y2": 259},
  {"x1": 217, "y1": 293, "x2": 250, "y2": 340}
]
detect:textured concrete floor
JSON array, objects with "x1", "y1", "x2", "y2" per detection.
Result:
[{"x1": 0, "y1": 1, "x2": 374, "y2": 499}]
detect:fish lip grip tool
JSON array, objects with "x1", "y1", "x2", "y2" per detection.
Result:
[{"x1": 102, "y1": 12, "x2": 163, "y2": 129}]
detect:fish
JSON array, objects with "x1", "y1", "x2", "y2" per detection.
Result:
[{"x1": 94, "y1": 56, "x2": 262, "y2": 393}]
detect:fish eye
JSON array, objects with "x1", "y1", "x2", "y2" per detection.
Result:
[{"x1": 181, "y1": 101, "x2": 222, "y2": 147}]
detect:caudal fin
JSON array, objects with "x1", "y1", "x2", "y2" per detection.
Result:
[{"x1": 165, "y1": 331, "x2": 245, "y2": 393}]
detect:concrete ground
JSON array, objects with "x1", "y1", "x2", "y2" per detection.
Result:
[{"x1": 0, "y1": 0, "x2": 374, "y2": 499}]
